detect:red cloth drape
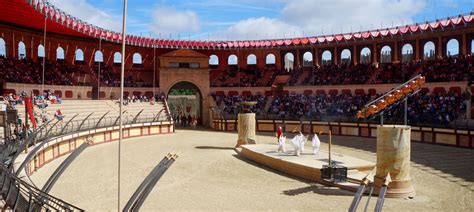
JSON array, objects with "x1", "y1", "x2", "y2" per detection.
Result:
[{"x1": 24, "y1": 97, "x2": 37, "y2": 128}]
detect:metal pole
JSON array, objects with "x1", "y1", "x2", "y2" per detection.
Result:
[
  {"x1": 118, "y1": 0, "x2": 128, "y2": 210},
  {"x1": 98, "y1": 37, "x2": 102, "y2": 100},
  {"x1": 380, "y1": 112, "x2": 384, "y2": 126},
  {"x1": 404, "y1": 98, "x2": 408, "y2": 126},
  {"x1": 42, "y1": 15, "x2": 47, "y2": 95},
  {"x1": 153, "y1": 42, "x2": 156, "y2": 97}
]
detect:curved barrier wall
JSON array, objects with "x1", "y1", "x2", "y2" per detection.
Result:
[
  {"x1": 212, "y1": 119, "x2": 473, "y2": 148},
  {"x1": 22, "y1": 122, "x2": 173, "y2": 176}
]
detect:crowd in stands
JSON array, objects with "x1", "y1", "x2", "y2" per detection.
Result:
[
  {"x1": 214, "y1": 90, "x2": 468, "y2": 127},
  {"x1": 0, "y1": 57, "x2": 74, "y2": 85},
  {"x1": 213, "y1": 94, "x2": 267, "y2": 115},
  {"x1": 373, "y1": 61, "x2": 421, "y2": 84},
  {"x1": 421, "y1": 55, "x2": 473, "y2": 82},
  {"x1": 210, "y1": 55, "x2": 473, "y2": 87},
  {"x1": 0, "y1": 56, "x2": 152, "y2": 87}
]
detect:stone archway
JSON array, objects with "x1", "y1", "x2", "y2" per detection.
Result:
[
  {"x1": 158, "y1": 49, "x2": 211, "y2": 126},
  {"x1": 167, "y1": 81, "x2": 203, "y2": 126}
]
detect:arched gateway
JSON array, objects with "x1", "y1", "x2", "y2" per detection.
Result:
[
  {"x1": 159, "y1": 49, "x2": 211, "y2": 126},
  {"x1": 167, "y1": 81, "x2": 203, "y2": 125}
]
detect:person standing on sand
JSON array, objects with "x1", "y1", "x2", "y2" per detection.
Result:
[{"x1": 276, "y1": 126, "x2": 283, "y2": 143}]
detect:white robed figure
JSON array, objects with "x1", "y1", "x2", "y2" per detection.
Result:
[
  {"x1": 277, "y1": 136, "x2": 286, "y2": 153},
  {"x1": 312, "y1": 133, "x2": 321, "y2": 155},
  {"x1": 291, "y1": 135, "x2": 302, "y2": 156},
  {"x1": 299, "y1": 133, "x2": 308, "y2": 154}
]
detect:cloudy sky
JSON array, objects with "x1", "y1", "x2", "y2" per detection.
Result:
[{"x1": 48, "y1": 0, "x2": 473, "y2": 40}]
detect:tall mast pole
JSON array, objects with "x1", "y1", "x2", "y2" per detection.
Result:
[{"x1": 118, "y1": 0, "x2": 128, "y2": 210}]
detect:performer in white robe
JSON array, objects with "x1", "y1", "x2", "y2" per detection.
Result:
[
  {"x1": 291, "y1": 135, "x2": 301, "y2": 156},
  {"x1": 277, "y1": 136, "x2": 286, "y2": 153},
  {"x1": 299, "y1": 133, "x2": 308, "y2": 154},
  {"x1": 312, "y1": 133, "x2": 321, "y2": 155}
]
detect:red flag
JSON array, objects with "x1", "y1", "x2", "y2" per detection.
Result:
[{"x1": 24, "y1": 98, "x2": 37, "y2": 128}]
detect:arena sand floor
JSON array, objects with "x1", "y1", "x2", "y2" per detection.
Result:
[{"x1": 29, "y1": 129, "x2": 473, "y2": 211}]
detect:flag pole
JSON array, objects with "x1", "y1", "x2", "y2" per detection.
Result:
[
  {"x1": 97, "y1": 36, "x2": 102, "y2": 100},
  {"x1": 118, "y1": 0, "x2": 128, "y2": 210},
  {"x1": 42, "y1": 12, "x2": 47, "y2": 95}
]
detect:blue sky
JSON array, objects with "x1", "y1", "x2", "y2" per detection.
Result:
[{"x1": 47, "y1": 0, "x2": 474, "y2": 40}]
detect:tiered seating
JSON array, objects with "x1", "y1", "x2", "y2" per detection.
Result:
[{"x1": 18, "y1": 100, "x2": 170, "y2": 129}]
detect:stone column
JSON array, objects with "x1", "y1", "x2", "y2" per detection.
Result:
[
  {"x1": 415, "y1": 39, "x2": 420, "y2": 60},
  {"x1": 236, "y1": 113, "x2": 256, "y2": 147},
  {"x1": 374, "y1": 125, "x2": 415, "y2": 198}
]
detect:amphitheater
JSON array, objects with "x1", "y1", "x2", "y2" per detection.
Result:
[{"x1": 0, "y1": 0, "x2": 473, "y2": 211}]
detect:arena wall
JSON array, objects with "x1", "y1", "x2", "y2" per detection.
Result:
[
  {"x1": 21, "y1": 121, "x2": 173, "y2": 177},
  {"x1": 211, "y1": 119, "x2": 473, "y2": 148}
]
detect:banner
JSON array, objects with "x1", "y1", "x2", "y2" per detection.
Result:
[{"x1": 24, "y1": 97, "x2": 37, "y2": 128}]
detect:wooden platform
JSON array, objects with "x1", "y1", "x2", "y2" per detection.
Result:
[{"x1": 238, "y1": 144, "x2": 376, "y2": 191}]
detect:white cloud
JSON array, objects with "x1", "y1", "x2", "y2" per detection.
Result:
[
  {"x1": 220, "y1": 0, "x2": 426, "y2": 40},
  {"x1": 281, "y1": 0, "x2": 425, "y2": 33},
  {"x1": 48, "y1": 0, "x2": 122, "y2": 31},
  {"x1": 225, "y1": 17, "x2": 301, "y2": 40},
  {"x1": 149, "y1": 6, "x2": 200, "y2": 35}
]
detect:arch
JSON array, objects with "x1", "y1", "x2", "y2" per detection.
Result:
[
  {"x1": 321, "y1": 50, "x2": 332, "y2": 65},
  {"x1": 247, "y1": 54, "x2": 257, "y2": 65},
  {"x1": 167, "y1": 81, "x2": 203, "y2": 125},
  {"x1": 471, "y1": 39, "x2": 474, "y2": 54},
  {"x1": 0, "y1": 38, "x2": 5, "y2": 57},
  {"x1": 94, "y1": 51, "x2": 103, "y2": 62},
  {"x1": 265, "y1": 54, "x2": 276, "y2": 65},
  {"x1": 284, "y1": 52, "x2": 294, "y2": 70},
  {"x1": 303, "y1": 51, "x2": 313, "y2": 67},
  {"x1": 401, "y1": 44, "x2": 413, "y2": 62},
  {"x1": 113, "y1": 52, "x2": 122, "y2": 64},
  {"x1": 446, "y1": 38, "x2": 459, "y2": 57},
  {"x1": 228, "y1": 54, "x2": 238, "y2": 65},
  {"x1": 133, "y1": 52, "x2": 142, "y2": 64},
  {"x1": 38, "y1": 44, "x2": 45, "y2": 58},
  {"x1": 360, "y1": 47, "x2": 371, "y2": 64},
  {"x1": 18, "y1": 41, "x2": 26, "y2": 59},
  {"x1": 75, "y1": 49, "x2": 84, "y2": 61},
  {"x1": 423, "y1": 41, "x2": 435, "y2": 60},
  {"x1": 209, "y1": 54, "x2": 219, "y2": 65},
  {"x1": 56, "y1": 47, "x2": 65, "y2": 60},
  {"x1": 380, "y1": 45, "x2": 392, "y2": 63},
  {"x1": 340, "y1": 49, "x2": 351, "y2": 64}
]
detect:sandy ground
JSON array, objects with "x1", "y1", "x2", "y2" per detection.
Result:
[{"x1": 29, "y1": 129, "x2": 473, "y2": 211}]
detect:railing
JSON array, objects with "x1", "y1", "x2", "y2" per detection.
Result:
[
  {"x1": 0, "y1": 110, "x2": 171, "y2": 211},
  {"x1": 0, "y1": 165, "x2": 83, "y2": 211}
]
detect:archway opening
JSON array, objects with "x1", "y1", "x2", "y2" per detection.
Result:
[
  {"x1": 446, "y1": 38, "x2": 459, "y2": 57},
  {"x1": 340, "y1": 49, "x2": 351, "y2": 64},
  {"x1": 266, "y1": 54, "x2": 276, "y2": 65},
  {"x1": 380, "y1": 45, "x2": 392, "y2": 63},
  {"x1": 360, "y1": 47, "x2": 371, "y2": 64},
  {"x1": 18, "y1": 41, "x2": 26, "y2": 59},
  {"x1": 401, "y1": 44, "x2": 413, "y2": 62},
  {"x1": 209, "y1": 55, "x2": 219, "y2": 66},
  {"x1": 322, "y1": 50, "x2": 332, "y2": 65},
  {"x1": 56, "y1": 47, "x2": 65, "y2": 60},
  {"x1": 75, "y1": 49, "x2": 84, "y2": 62},
  {"x1": 0, "y1": 38, "x2": 5, "y2": 57},
  {"x1": 247, "y1": 54, "x2": 257, "y2": 65},
  {"x1": 38, "y1": 44, "x2": 45, "y2": 58},
  {"x1": 303, "y1": 52, "x2": 313, "y2": 67},
  {"x1": 423, "y1": 41, "x2": 435, "y2": 60},
  {"x1": 284, "y1": 52, "x2": 294, "y2": 71},
  {"x1": 167, "y1": 81, "x2": 203, "y2": 126}
]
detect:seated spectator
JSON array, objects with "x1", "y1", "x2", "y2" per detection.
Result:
[{"x1": 55, "y1": 109, "x2": 64, "y2": 121}]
